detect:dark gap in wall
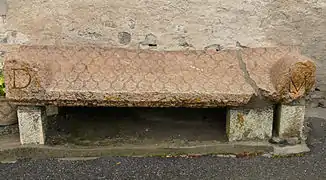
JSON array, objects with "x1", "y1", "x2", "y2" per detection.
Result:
[{"x1": 272, "y1": 104, "x2": 280, "y2": 137}]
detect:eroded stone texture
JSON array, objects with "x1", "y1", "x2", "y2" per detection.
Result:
[
  {"x1": 240, "y1": 47, "x2": 316, "y2": 103},
  {"x1": 17, "y1": 106, "x2": 46, "y2": 144},
  {"x1": 226, "y1": 106, "x2": 273, "y2": 141},
  {"x1": 3, "y1": 45, "x2": 254, "y2": 107},
  {"x1": 271, "y1": 53, "x2": 316, "y2": 102},
  {"x1": 2, "y1": 45, "x2": 316, "y2": 107}
]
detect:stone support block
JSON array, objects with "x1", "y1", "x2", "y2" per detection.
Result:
[
  {"x1": 275, "y1": 103, "x2": 305, "y2": 140},
  {"x1": 227, "y1": 106, "x2": 273, "y2": 141},
  {"x1": 17, "y1": 106, "x2": 47, "y2": 145}
]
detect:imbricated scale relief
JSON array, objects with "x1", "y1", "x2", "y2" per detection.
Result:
[{"x1": 3, "y1": 45, "x2": 316, "y2": 108}]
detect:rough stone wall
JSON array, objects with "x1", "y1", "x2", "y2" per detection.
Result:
[{"x1": 0, "y1": 0, "x2": 325, "y2": 108}]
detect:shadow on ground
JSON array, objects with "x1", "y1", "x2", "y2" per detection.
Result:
[{"x1": 47, "y1": 107, "x2": 228, "y2": 147}]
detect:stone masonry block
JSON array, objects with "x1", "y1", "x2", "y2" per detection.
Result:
[
  {"x1": 276, "y1": 104, "x2": 305, "y2": 140},
  {"x1": 227, "y1": 106, "x2": 273, "y2": 141},
  {"x1": 17, "y1": 106, "x2": 47, "y2": 145}
]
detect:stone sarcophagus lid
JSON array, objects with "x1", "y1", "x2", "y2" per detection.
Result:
[
  {"x1": 1, "y1": 45, "x2": 316, "y2": 145},
  {"x1": 2, "y1": 45, "x2": 316, "y2": 107}
]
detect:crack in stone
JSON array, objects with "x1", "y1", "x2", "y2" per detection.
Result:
[
  {"x1": 235, "y1": 49, "x2": 275, "y2": 108},
  {"x1": 236, "y1": 49, "x2": 262, "y2": 99}
]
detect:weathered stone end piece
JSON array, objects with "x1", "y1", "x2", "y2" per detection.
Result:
[
  {"x1": 240, "y1": 47, "x2": 316, "y2": 103},
  {"x1": 3, "y1": 45, "x2": 316, "y2": 107},
  {"x1": 271, "y1": 54, "x2": 316, "y2": 103}
]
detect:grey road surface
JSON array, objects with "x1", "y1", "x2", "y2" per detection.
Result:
[{"x1": 0, "y1": 117, "x2": 325, "y2": 180}]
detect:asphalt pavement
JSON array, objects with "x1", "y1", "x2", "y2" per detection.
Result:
[{"x1": 0, "y1": 117, "x2": 325, "y2": 180}]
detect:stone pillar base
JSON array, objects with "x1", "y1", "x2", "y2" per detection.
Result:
[
  {"x1": 17, "y1": 106, "x2": 47, "y2": 145},
  {"x1": 275, "y1": 102, "x2": 305, "y2": 141},
  {"x1": 226, "y1": 106, "x2": 273, "y2": 141}
]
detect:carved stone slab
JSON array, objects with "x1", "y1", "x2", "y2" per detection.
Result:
[{"x1": 2, "y1": 45, "x2": 315, "y2": 107}]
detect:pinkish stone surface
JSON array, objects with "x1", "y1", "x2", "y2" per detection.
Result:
[
  {"x1": 240, "y1": 47, "x2": 316, "y2": 103},
  {"x1": 2, "y1": 45, "x2": 316, "y2": 107}
]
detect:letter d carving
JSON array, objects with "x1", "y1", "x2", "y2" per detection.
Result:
[{"x1": 12, "y1": 69, "x2": 31, "y2": 89}]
